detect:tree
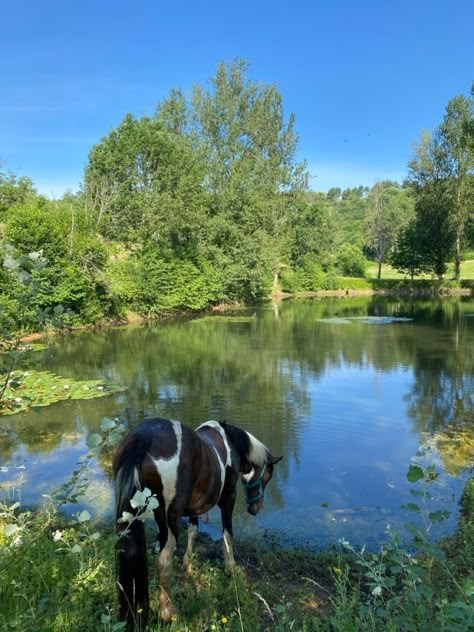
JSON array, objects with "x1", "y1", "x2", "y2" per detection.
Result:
[
  {"x1": 289, "y1": 196, "x2": 336, "y2": 270},
  {"x1": 365, "y1": 181, "x2": 413, "y2": 279},
  {"x1": 438, "y1": 95, "x2": 474, "y2": 279},
  {"x1": 84, "y1": 114, "x2": 206, "y2": 254},
  {"x1": 0, "y1": 165, "x2": 36, "y2": 215},
  {"x1": 390, "y1": 220, "x2": 428, "y2": 279},
  {"x1": 408, "y1": 93, "x2": 474, "y2": 280},
  {"x1": 181, "y1": 58, "x2": 307, "y2": 298},
  {"x1": 326, "y1": 187, "x2": 341, "y2": 202}
]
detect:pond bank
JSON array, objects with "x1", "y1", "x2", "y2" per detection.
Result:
[{"x1": 16, "y1": 281, "x2": 473, "y2": 343}]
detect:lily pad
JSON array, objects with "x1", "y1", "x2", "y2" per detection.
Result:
[{"x1": 0, "y1": 369, "x2": 125, "y2": 416}]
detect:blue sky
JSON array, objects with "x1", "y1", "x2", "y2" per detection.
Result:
[{"x1": 1, "y1": 0, "x2": 473, "y2": 197}]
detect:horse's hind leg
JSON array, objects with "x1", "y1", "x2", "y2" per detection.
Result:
[
  {"x1": 157, "y1": 507, "x2": 180, "y2": 622},
  {"x1": 183, "y1": 517, "x2": 199, "y2": 574},
  {"x1": 218, "y1": 490, "x2": 237, "y2": 572}
]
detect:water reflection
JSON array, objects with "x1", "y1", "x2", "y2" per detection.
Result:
[{"x1": 1, "y1": 296, "x2": 473, "y2": 547}]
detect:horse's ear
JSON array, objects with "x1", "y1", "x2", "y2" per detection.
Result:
[{"x1": 269, "y1": 455, "x2": 283, "y2": 465}]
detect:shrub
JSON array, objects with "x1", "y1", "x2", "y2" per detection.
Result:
[
  {"x1": 336, "y1": 243, "x2": 367, "y2": 277},
  {"x1": 4, "y1": 202, "x2": 68, "y2": 262},
  {"x1": 136, "y1": 250, "x2": 225, "y2": 314}
]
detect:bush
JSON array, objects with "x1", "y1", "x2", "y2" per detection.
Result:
[
  {"x1": 105, "y1": 258, "x2": 141, "y2": 315},
  {"x1": 336, "y1": 244, "x2": 367, "y2": 277},
  {"x1": 4, "y1": 202, "x2": 68, "y2": 262},
  {"x1": 280, "y1": 264, "x2": 342, "y2": 292},
  {"x1": 136, "y1": 250, "x2": 225, "y2": 315}
]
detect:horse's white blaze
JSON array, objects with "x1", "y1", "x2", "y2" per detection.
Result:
[
  {"x1": 197, "y1": 421, "x2": 232, "y2": 495},
  {"x1": 150, "y1": 420, "x2": 182, "y2": 510},
  {"x1": 246, "y1": 431, "x2": 268, "y2": 466},
  {"x1": 242, "y1": 467, "x2": 255, "y2": 483}
]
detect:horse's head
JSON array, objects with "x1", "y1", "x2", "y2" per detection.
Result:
[{"x1": 242, "y1": 454, "x2": 283, "y2": 515}]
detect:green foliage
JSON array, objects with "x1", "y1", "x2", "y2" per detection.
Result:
[
  {"x1": 336, "y1": 243, "x2": 367, "y2": 277},
  {"x1": 5, "y1": 201, "x2": 68, "y2": 261},
  {"x1": 289, "y1": 197, "x2": 336, "y2": 269},
  {"x1": 390, "y1": 220, "x2": 430, "y2": 279},
  {"x1": 105, "y1": 257, "x2": 141, "y2": 314},
  {"x1": 0, "y1": 167, "x2": 36, "y2": 215},
  {"x1": 334, "y1": 466, "x2": 474, "y2": 631},
  {"x1": 406, "y1": 91, "x2": 474, "y2": 280},
  {"x1": 280, "y1": 258, "x2": 328, "y2": 292},
  {"x1": 365, "y1": 181, "x2": 414, "y2": 278},
  {"x1": 328, "y1": 187, "x2": 369, "y2": 248},
  {"x1": 447, "y1": 478, "x2": 474, "y2": 576},
  {"x1": 84, "y1": 112, "x2": 206, "y2": 250},
  {"x1": 136, "y1": 250, "x2": 224, "y2": 314}
]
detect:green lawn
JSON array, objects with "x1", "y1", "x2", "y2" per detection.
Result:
[{"x1": 367, "y1": 259, "x2": 474, "y2": 280}]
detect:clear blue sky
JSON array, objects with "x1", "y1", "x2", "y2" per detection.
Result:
[{"x1": 1, "y1": 0, "x2": 473, "y2": 197}]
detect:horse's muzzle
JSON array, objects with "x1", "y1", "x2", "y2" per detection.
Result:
[{"x1": 247, "y1": 502, "x2": 260, "y2": 516}]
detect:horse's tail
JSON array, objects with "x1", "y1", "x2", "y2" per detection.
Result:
[{"x1": 114, "y1": 434, "x2": 151, "y2": 628}]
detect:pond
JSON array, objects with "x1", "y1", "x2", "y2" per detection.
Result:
[{"x1": 1, "y1": 296, "x2": 473, "y2": 549}]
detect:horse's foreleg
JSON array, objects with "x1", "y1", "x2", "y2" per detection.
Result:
[
  {"x1": 183, "y1": 517, "x2": 199, "y2": 574},
  {"x1": 219, "y1": 492, "x2": 236, "y2": 572},
  {"x1": 157, "y1": 510, "x2": 179, "y2": 622}
]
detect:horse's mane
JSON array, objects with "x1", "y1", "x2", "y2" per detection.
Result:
[{"x1": 220, "y1": 421, "x2": 269, "y2": 467}]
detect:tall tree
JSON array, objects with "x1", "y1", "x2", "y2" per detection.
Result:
[
  {"x1": 390, "y1": 220, "x2": 428, "y2": 280},
  {"x1": 83, "y1": 114, "x2": 205, "y2": 254},
  {"x1": 438, "y1": 95, "x2": 474, "y2": 279},
  {"x1": 365, "y1": 181, "x2": 413, "y2": 278},
  {"x1": 408, "y1": 93, "x2": 474, "y2": 280},
  {"x1": 185, "y1": 58, "x2": 307, "y2": 298}
]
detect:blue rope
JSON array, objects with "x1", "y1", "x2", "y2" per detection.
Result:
[{"x1": 242, "y1": 466, "x2": 265, "y2": 505}]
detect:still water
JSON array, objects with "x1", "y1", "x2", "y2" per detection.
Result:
[{"x1": 1, "y1": 296, "x2": 473, "y2": 548}]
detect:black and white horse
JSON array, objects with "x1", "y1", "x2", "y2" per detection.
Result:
[{"x1": 113, "y1": 417, "x2": 282, "y2": 626}]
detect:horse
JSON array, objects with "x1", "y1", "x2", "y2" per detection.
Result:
[{"x1": 113, "y1": 417, "x2": 282, "y2": 627}]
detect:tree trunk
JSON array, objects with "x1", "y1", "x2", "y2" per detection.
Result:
[
  {"x1": 272, "y1": 269, "x2": 279, "y2": 294},
  {"x1": 454, "y1": 232, "x2": 461, "y2": 281},
  {"x1": 377, "y1": 259, "x2": 382, "y2": 279}
]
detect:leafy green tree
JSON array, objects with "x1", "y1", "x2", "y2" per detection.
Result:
[
  {"x1": 438, "y1": 95, "x2": 474, "y2": 279},
  {"x1": 4, "y1": 201, "x2": 68, "y2": 262},
  {"x1": 289, "y1": 196, "x2": 336, "y2": 270},
  {"x1": 408, "y1": 93, "x2": 474, "y2": 280},
  {"x1": 390, "y1": 220, "x2": 429, "y2": 279},
  {"x1": 84, "y1": 114, "x2": 205, "y2": 253},
  {"x1": 326, "y1": 185, "x2": 369, "y2": 249},
  {"x1": 187, "y1": 58, "x2": 308, "y2": 298},
  {"x1": 0, "y1": 165, "x2": 36, "y2": 215},
  {"x1": 365, "y1": 181, "x2": 413, "y2": 278},
  {"x1": 326, "y1": 187, "x2": 341, "y2": 202},
  {"x1": 336, "y1": 243, "x2": 367, "y2": 277}
]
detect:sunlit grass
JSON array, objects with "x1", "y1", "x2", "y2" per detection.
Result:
[{"x1": 366, "y1": 259, "x2": 474, "y2": 280}]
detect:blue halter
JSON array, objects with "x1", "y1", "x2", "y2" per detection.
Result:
[{"x1": 242, "y1": 465, "x2": 265, "y2": 506}]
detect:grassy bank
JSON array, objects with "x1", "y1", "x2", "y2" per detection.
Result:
[
  {"x1": 366, "y1": 260, "x2": 474, "y2": 281},
  {"x1": 1, "y1": 476, "x2": 473, "y2": 631}
]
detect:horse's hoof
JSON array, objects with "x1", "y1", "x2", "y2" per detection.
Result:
[{"x1": 160, "y1": 602, "x2": 174, "y2": 623}]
